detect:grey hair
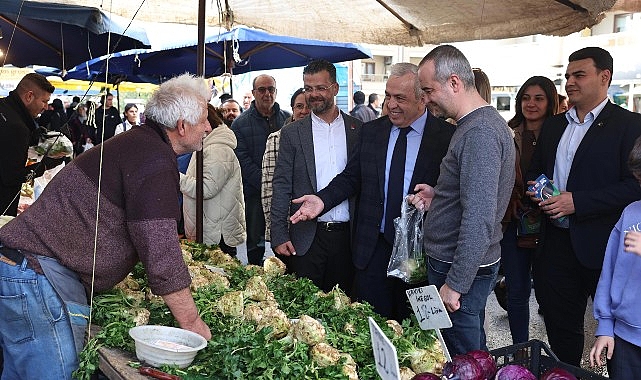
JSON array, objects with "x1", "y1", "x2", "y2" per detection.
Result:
[
  {"x1": 389, "y1": 62, "x2": 423, "y2": 99},
  {"x1": 144, "y1": 74, "x2": 211, "y2": 130},
  {"x1": 419, "y1": 45, "x2": 475, "y2": 90}
]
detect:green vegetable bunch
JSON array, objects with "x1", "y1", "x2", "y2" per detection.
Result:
[{"x1": 74, "y1": 243, "x2": 442, "y2": 380}]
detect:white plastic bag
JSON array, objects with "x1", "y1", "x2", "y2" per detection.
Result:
[
  {"x1": 33, "y1": 162, "x2": 65, "y2": 200},
  {"x1": 387, "y1": 196, "x2": 427, "y2": 284},
  {"x1": 34, "y1": 132, "x2": 73, "y2": 158}
]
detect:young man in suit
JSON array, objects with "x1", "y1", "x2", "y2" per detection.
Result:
[
  {"x1": 526, "y1": 47, "x2": 641, "y2": 366},
  {"x1": 288, "y1": 63, "x2": 455, "y2": 321},
  {"x1": 416, "y1": 45, "x2": 515, "y2": 356},
  {"x1": 270, "y1": 60, "x2": 361, "y2": 294}
]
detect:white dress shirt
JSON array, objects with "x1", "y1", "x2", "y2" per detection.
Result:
[{"x1": 311, "y1": 111, "x2": 350, "y2": 222}]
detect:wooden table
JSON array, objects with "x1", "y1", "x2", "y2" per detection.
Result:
[{"x1": 98, "y1": 345, "x2": 148, "y2": 380}]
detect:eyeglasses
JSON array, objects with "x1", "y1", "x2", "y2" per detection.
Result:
[
  {"x1": 303, "y1": 83, "x2": 335, "y2": 93},
  {"x1": 254, "y1": 86, "x2": 276, "y2": 94},
  {"x1": 293, "y1": 103, "x2": 309, "y2": 110}
]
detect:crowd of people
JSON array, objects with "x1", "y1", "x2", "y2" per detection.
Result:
[{"x1": 1, "y1": 44, "x2": 641, "y2": 379}]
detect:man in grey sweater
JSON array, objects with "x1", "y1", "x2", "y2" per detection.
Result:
[{"x1": 412, "y1": 45, "x2": 515, "y2": 356}]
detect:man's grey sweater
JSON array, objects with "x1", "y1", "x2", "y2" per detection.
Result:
[{"x1": 423, "y1": 105, "x2": 515, "y2": 294}]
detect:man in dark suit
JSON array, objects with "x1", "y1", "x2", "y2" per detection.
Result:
[
  {"x1": 270, "y1": 60, "x2": 362, "y2": 294},
  {"x1": 289, "y1": 63, "x2": 455, "y2": 321},
  {"x1": 527, "y1": 47, "x2": 641, "y2": 366}
]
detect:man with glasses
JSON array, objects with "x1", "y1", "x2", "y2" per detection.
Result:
[
  {"x1": 232, "y1": 74, "x2": 291, "y2": 265},
  {"x1": 270, "y1": 60, "x2": 361, "y2": 295},
  {"x1": 287, "y1": 63, "x2": 454, "y2": 321}
]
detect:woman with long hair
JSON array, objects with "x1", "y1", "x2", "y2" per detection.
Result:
[{"x1": 501, "y1": 76, "x2": 558, "y2": 344}]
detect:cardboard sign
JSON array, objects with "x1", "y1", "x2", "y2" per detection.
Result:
[
  {"x1": 368, "y1": 317, "x2": 401, "y2": 380},
  {"x1": 406, "y1": 285, "x2": 452, "y2": 330}
]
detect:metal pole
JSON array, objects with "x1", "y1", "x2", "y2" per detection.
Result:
[{"x1": 195, "y1": 0, "x2": 206, "y2": 243}]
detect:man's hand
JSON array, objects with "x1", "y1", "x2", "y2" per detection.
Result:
[
  {"x1": 624, "y1": 231, "x2": 641, "y2": 256},
  {"x1": 407, "y1": 183, "x2": 435, "y2": 211},
  {"x1": 290, "y1": 195, "x2": 324, "y2": 224},
  {"x1": 589, "y1": 335, "x2": 614, "y2": 367},
  {"x1": 162, "y1": 287, "x2": 211, "y2": 340},
  {"x1": 274, "y1": 241, "x2": 296, "y2": 256},
  {"x1": 539, "y1": 191, "x2": 574, "y2": 219},
  {"x1": 439, "y1": 283, "x2": 461, "y2": 312},
  {"x1": 180, "y1": 316, "x2": 212, "y2": 341}
]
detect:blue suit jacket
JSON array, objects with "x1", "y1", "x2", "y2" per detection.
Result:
[
  {"x1": 318, "y1": 113, "x2": 455, "y2": 270},
  {"x1": 527, "y1": 101, "x2": 641, "y2": 269}
]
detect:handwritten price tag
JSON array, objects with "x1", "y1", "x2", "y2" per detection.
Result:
[
  {"x1": 368, "y1": 317, "x2": 400, "y2": 380},
  {"x1": 406, "y1": 285, "x2": 452, "y2": 330}
]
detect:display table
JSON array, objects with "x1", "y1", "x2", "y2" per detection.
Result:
[{"x1": 98, "y1": 345, "x2": 147, "y2": 380}]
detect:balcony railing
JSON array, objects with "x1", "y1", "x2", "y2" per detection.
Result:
[{"x1": 361, "y1": 73, "x2": 389, "y2": 82}]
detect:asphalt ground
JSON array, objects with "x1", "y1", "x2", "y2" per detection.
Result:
[{"x1": 484, "y1": 286, "x2": 609, "y2": 377}]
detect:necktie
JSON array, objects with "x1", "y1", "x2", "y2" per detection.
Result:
[{"x1": 384, "y1": 127, "x2": 410, "y2": 244}]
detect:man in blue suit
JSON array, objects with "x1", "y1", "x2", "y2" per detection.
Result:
[
  {"x1": 289, "y1": 63, "x2": 455, "y2": 321},
  {"x1": 527, "y1": 47, "x2": 641, "y2": 366}
]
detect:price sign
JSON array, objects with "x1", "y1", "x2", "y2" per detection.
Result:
[
  {"x1": 406, "y1": 285, "x2": 452, "y2": 330},
  {"x1": 368, "y1": 317, "x2": 400, "y2": 380}
]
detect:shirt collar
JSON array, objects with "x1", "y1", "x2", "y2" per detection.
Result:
[
  {"x1": 392, "y1": 109, "x2": 428, "y2": 135},
  {"x1": 311, "y1": 109, "x2": 341, "y2": 125},
  {"x1": 566, "y1": 97, "x2": 609, "y2": 125}
]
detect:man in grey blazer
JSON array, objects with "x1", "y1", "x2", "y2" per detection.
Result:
[{"x1": 270, "y1": 60, "x2": 362, "y2": 294}]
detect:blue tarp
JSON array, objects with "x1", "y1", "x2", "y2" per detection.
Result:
[
  {"x1": 63, "y1": 26, "x2": 371, "y2": 83},
  {"x1": 0, "y1": 0, "x2": 150, "y2": 69}
]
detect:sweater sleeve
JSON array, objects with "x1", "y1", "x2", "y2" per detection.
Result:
[{"x1": 593, "y1": 219, "x2": 621, "y2": 337}]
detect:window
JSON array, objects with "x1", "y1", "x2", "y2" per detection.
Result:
[
  {"x1": 614, "y1": 13, "x2": 632, "y2": 33},
  {"x1": 363, "y1": 62, "x2": 375, "y2": 75},
  {"x1": 496, "y1": 96, "x2": 511, "y2": 111}
]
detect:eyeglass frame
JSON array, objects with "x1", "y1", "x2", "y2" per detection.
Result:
[
  {"x1": 253, "y1": 86, "x2": 277, "y2": 94},
  {"x1": 303, "y1": 83, "x2": 336, "y2": 94}
]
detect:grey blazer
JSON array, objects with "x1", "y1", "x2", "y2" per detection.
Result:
[{"x1": 270, "y1": 111, "x2": 362, "y2": 256}]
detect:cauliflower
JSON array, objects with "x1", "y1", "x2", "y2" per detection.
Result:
[
  {"x1": 243, "y1": 303, "x2": 264, "y2": 324},
  {"x1": 310, "y1": 343, "x2": 340, "y2": 367},
  {"x1": 257, "y1": 307, "x2": 290, "y2": 339},
  {"x1": 216, "y1": 291, "x2": 244, "y2": 317},
  {"x1": 292, "y1": 315, "x2": 326, "y2": 346},
  {"x1": 327, "y1": 285, "x2": 351, "y2": 310},
  {"x1": 128, "y1": 307, "x2": 150, "y2": 326},
  {"x1": 386, "y1": 319, "x2": 403, "y2": 337},
  {"x1": 340, "y1": 353, "x2": 358, "y2": 379},
  {"x1": 114, "y1": 274, "x2": 140, "y2": 291},
  {"x1": 244, "y1": 276, "x2": 274, "y2": 302},
  {"x1": 399, "y1": 366, "x2": 416, "y2": 380},
  {"x1": 409, "y1": 345, "x2": 445, "y2": 375},
  {"x1": 245, "y1": 264, "x2": 265, "y2": 275},
  {"x1": 343, "y1": 322, "x2": 356, "y2": 335},
  {"x1": 263, "y1": 256, "x2": 286, "y2": 276}
]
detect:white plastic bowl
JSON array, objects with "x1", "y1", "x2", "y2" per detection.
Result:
[{"x1": 129, "y1": 325, "x2": 207, "y2": 368}]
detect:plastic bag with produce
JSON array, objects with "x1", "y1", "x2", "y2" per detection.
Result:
[
  {"x1": 34, "y1": 131, "x2": 74, "y2": 158},
  {"x1": 387, "y1": 196, "x2": 427, "y2": 284}
]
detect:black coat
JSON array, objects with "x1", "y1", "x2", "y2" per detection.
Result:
[
  {"x1": 0, "y1": 91, "x2": 40, "y2": 216},
  {"x1": 527, "y1": 101, "x2": 641, "y2": 269},
  {"x1": 317, "y1": 113, "x2": 455, "y2": 270}
]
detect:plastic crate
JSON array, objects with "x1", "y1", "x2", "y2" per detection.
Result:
[{"x1": 489, "y1": 339, "x2": 608, "y2": 379}]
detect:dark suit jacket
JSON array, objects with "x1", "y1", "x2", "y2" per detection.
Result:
[
  {"x1": 270, "y1": 111, "x2": 362, "y2": 255},
  {"x1": 318, "y1": 113, "x2": 455, "y2": 270},
  {"x1": 527, "y1": 101, "x2": 641, "y2": 269}
]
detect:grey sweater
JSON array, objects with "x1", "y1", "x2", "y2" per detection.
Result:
[{"x1": 423, "y1": 105, "x2": 515, "y2": 294}]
